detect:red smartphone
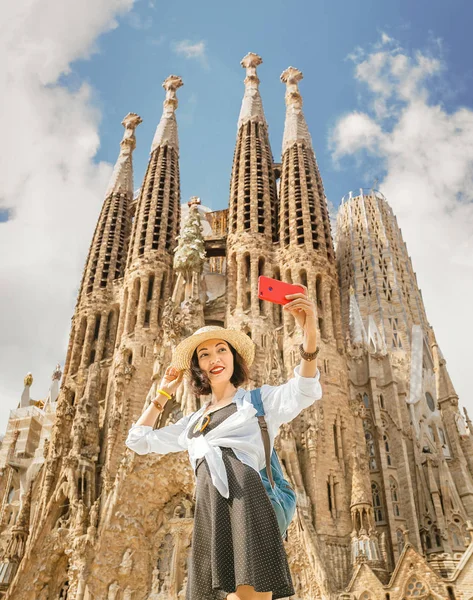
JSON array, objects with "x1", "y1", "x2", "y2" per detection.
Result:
[{"x1": 258, "y1": 276, "x2": 305, "y2": 306}]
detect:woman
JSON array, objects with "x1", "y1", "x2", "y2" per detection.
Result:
[{"x1": 125, "y1": 287, "x2": 322, "y2": 600}]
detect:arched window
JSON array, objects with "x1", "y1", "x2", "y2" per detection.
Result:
[
  {"x1": 432, "y1": 526, "x2": 442, "y2": 548},
  {"x1": 425, "y1": 532, "x2": 432, "y2": 550},
  {"x1": 438, "y1": 427, "x2": 451, "y2": 457},
  {"x1": 364, "y1": 420, "x2": 377, "y2": 471},
  {"x1": 428, "y1": 425, "x2": 435, "y2": 441},
  {"x1": 7, "y1": 487, "x2": 14, "y2": 504},
  {"x1": 390, "y1": 477, "x2": 401, "y2": 517},
  {"x1": 439, "y1": 427, "x2": 446, "y2": 444},
  {"x1": 379, "y1": 394, "x2": 385, "y2": 409},
  {"x1": 333, "y1": 423, "x2": 339, "y2": 459},
  {"x1": 384, "y1": 433, "x2": 392, "y2": 466},
  {"x1": 450, "y1": 525, "x2": 464, "y2": 549},
  {"x1": 299, "y1": 269, "x2": 308, "y2": 289},
  {"x1": 371, "y1": 482, "x2": 384, "y2": 522},
  {"x1": 363, "y1": 393, "x2": 370, "y2": 408}
]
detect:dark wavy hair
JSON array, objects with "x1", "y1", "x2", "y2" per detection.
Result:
[{"x1": 189, "y1": 341, "x2": 250, "y2": 396}]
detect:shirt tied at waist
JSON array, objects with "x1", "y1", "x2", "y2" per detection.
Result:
[{"x1": 183, "y1": 397, "x2": 262, "y2": 499}]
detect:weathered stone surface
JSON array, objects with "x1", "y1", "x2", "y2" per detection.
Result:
[{"x1": 1, "y1": 61, "x2": 472, "y2": 600}]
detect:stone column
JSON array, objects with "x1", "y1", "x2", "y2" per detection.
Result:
[
  {"x1": 80, "y1": 315, "x2": 96, "y2": 368},
  {"x1": 136, "y1": 275, "x2": 149, "y2": 330},
  {"x1": 251, "y1": 256, "x2": 259, "y2": 317},
  {"x1": 236, "y1": 256, "x2": 245, "y2": 309},
  {"x1": 124, "y1": 281, "x2": 138, "y2": 334},
  {"x1": 96, "y1": 311, "x2": 109, "y2": 362}
]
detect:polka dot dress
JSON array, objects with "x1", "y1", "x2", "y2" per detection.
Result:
[{"x1": 186, "y1": 402, "x2": 295, "y2": 600}]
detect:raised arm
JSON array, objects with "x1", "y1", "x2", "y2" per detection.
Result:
[
  {"x1": 125, "y1": 413, "x2": 192, "y2": 455},
  {"x1": 261, "y1": 284, "x2": 322, "y2": 429},
  {"x1": 126, "y1": 365, "x2": 188, "y2": 455},
  {"x1": 261, "y1": 365, "x2": 322, "y2": 430}
]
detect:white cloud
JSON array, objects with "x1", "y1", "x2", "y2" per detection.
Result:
[
  {"x1": 331, "y1": 35, "x2": 473, "y2": 417},
  {"x1": 0, "y1": 0, "x2": 135, "y2": 432},
  {"x1": 172, "y1": 39, "x2": 208, "y2": 67}
]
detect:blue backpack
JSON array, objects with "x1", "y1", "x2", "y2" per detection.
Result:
[{"x1": 249, "y1": 388, "x2": 297, "y2": 539}]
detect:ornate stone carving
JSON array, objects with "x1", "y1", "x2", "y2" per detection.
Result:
[{"x1": 119, "y1": 547, "x2": 134, "y2": 577}]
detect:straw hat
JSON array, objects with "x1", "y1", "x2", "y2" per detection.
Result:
[{"x1": 171, "y1": 326, "x2": 255, "y2": 371}]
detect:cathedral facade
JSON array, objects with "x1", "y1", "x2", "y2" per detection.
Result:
[{"x1": 1, "y1": 53, "x2": 473, "y2": 600}]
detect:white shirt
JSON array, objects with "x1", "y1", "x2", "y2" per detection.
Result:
[{"x1": 125, "y1": 365, "x2": 322, "y2": 499}]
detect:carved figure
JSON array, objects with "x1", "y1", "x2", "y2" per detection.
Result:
[
  {"x1": 107, "y1": 580, "x2": 120, "y2": 600},
  {"x1": 119, "y1": 547, "x2": 134, "y2": 576}
]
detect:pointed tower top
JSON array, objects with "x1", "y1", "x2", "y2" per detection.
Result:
[
  {"x1": 105, "y1": 112, "x2": 142, "y2": 197},
  {"x1": 438, "y1": 355, "x2": 459, "y2": 403},
  {"x1": 281, "y1": 66, "x2": 313, "y2": 153},
  {"x1": 151, "y1": 75, "x2": 184, "y2": 153},
  {"x1": 238, "y1": 53, "x2": 266, "y2": 128}
]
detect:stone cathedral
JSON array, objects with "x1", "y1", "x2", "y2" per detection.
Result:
[{"x1": 1, "y1": 53, "x2": 473, "y2": 600}]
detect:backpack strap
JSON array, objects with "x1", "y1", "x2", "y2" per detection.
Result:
[{"x1": 249, "y1": 388, "x2": 275, "y2": 489}]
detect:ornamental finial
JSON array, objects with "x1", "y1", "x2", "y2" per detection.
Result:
[
  {"x1": 188, "y1": 196, "x2": 201, "y2": 207},
  {"x1": 281, "y1": 66, "x2": 304, "y2": 108},
  {"x1": 162, "y1": 75, "x2": 184, "y2": 112},
  {"x1": 241, "y1": 53, "x2": 263, "y2": 86},
  {"x1": 120, "y1": 113, "x2": 142, "y2": 152}
]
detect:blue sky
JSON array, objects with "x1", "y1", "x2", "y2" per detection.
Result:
[
  {"x1": 68, "y1": 0, "x2": 473, "y2": 211},
  {"x1": 1, "y1": 0, "x2": 473, "y2": 432}
]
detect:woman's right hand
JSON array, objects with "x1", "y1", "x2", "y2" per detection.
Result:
[{"x1": 157, "y1": 366, "x2": 184, "y2": 399}]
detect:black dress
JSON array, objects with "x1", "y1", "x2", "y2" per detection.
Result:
[{"x1": 186, "y1": 402, "x2": 295, "y2": 600}]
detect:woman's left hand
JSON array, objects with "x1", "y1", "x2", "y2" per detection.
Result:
[{"x1": 283, "y1": 285, "x2": 317, "y2": 338}]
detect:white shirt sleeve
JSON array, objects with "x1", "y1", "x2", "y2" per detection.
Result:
[
  {"x1": 125, "y1": 413, "x2": 192, "y2": 455},
  {"x1": 260, "y1": 364, "x2": 322, "y2": 431}
]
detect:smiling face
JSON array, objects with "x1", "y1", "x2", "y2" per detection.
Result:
[{"x1": 196, "y1": 338, "x2": 235, "y2": 386}]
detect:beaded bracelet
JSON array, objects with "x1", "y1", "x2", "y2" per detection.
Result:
[{"x1": 299, "y1": 344, "x2": 320, "y2": 361}]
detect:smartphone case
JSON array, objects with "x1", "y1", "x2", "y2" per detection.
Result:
[{"x1": 258, "y1": 276, "x2": 305, "y2": 305}]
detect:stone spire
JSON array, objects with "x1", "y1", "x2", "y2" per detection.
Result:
[
  {"x1": 77, "y1": 113, "x2": 142, "y2": 300},
  {"x1": 227, "y1": 53, "x2": 277, "y2": 241},
  {"x1": 238, "y1": 53, "x2": 266, "y2": 128},
  {"x1": 438, "y1": 354, "x2": 459, "y2": 404},
  {"x1": 151, "y1": 75, "x2": 183, "y2": 153},
  {"x1": 336, "y1": 190, "x2": 430, "y2": 356},
  {"x1": 105, "y1": 113, "x2": 142, "y2": 197},
  {"x1": 43, "y1": 363, "x2": 62, "y2": 410},
  {"x1": 279, "y1": 66, "x2": 334, "y2": 260},
  {"x1": 280, "y1": 67, "x2": 313, "y2": 154},
  {"x1": 127, "y1": 76, "x2": 183, "y2": 264}
]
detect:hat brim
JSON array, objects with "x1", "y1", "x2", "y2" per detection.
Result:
[{"x1": 171, "y1": 328, "x2": 255, "y2": 372}]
